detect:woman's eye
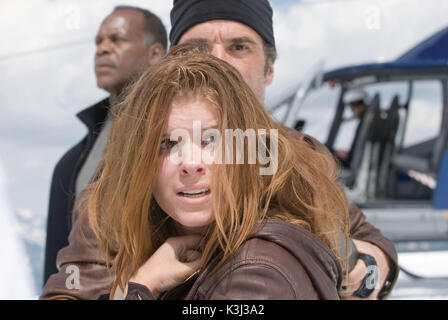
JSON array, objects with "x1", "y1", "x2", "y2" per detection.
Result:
[
  {"x1": 160, "y1": 139, "x2": 178, "y2": 150},
  {"x1": 202, "y1": 135, "x2": 215, "y2": 146}
]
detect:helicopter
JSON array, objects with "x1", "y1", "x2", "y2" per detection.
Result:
[
  {"x1": 269, "y1": 26, "x2": 448, "y2": 298},
  {"x1": 270, "y1": 25, "x2": 448, "y2": 243}
]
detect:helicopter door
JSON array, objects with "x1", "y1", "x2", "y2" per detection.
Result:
[{"x1": 434, "y1": 150, "x2": 448, "y2": 210}]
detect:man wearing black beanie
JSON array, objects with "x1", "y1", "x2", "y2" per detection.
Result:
[
  {"x1": 169, "y1": 0, "x2": 398, "y2": 300},
  {"x1": 170, "y1": 0, "x2": 276, "y2": 102}
]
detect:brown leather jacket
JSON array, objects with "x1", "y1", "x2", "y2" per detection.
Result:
[
  {"x1": 124, "y1": 218, "x2": 343, "y2": 300},
  {"x1": 40, "y1": 134, "x2": 399, "y2": 300},
  {"x1": 40, "y1": 203, "x2": 398, "y2": 300}
]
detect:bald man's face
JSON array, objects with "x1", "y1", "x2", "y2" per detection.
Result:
[
  {"x1": 179, "y1": 20, "x2": 274, "y2": 102},
  {"x1": 94, "y1": 9, "x2": 153, "y2": 96}
]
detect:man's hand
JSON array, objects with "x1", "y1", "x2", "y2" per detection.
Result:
[
  {"x1": 129, "y1": 235, "x2": 202, "y2": 299},
  {"x1": 339, "y1": 239, "x2": 390, "y2": 300}
]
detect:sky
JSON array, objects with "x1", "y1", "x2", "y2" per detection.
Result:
[{"x1": 0, "y1": 0, "x2": 447, "y2": 292}]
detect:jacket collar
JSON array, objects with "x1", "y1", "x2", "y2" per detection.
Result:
[{"x1": 76, "y1": 98, "x2": 110, "y2": 131}]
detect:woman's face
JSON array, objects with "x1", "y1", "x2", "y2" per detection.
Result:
[{"x1": 153, "y1": 93, "x2": 216, "y2": 234}]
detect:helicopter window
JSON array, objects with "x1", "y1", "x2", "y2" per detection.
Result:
[
  {"x1": 389, "y1": 80, "x2": 443, "y2": 200},
  {"x1": 295, "y1": 79, "x2": 444, "y2": 203},
  {"x1": 363, "y1": 82, "x2": 408, "y2": 111},
  {"x1": 298, "y1": 82, "x2": 341, "y2": 143},
  {"x1": 401, "y1": 80, "x2": 443, "y2": 149},
  {"x1": 333, "y1": 82, "x2": 408, "y2": 167},
  {"x1": 333, "y1": 113, "x2": 358, "y2": 152}
]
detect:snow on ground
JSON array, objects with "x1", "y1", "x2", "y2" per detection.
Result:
[
  {"x1": 0, "y1": 160, "x2": 36, "y2": 299},
  {"x1": 389, "y1": 251, "x2": 448, "y2": 300}
]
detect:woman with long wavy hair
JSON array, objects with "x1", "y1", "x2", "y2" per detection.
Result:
[{"x1": 81, "y1": 42, "x2": 350, "y2": 300}]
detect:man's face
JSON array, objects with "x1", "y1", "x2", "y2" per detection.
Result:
[
  {"x1": 350, "y1": 103, "x2": 366, "y2": 118},
  {"x1": 94, "y1": 9, "x2": 151, "y2": 96},
  {"x1": 178, "y1": 20, "x2": 274, "y2": 102}
]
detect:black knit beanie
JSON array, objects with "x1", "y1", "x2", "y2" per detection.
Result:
[{"x1": 169, "y1": 0, "x2": 275, "y2": 48}]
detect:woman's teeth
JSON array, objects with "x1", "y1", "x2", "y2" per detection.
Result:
[{"x1": 179, "y1": 189, "x2": 210, "y2": 198}]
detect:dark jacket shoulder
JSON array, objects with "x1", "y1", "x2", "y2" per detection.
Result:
[{"x1": 43, "y1": 98, "x2": 109, "y2": 283}]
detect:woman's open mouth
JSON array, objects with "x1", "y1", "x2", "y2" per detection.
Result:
[{"x1": 178, "y1": 188, "x2": 211, "y2": 198}]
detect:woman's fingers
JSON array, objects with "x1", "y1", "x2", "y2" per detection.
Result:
[
  {"x1": 166, "y1": 235, "x2": 203, "y2": 262},
  {"x1": 129, "y1": 235, "x2": 204, "y2": 298},
  {"x1": 184, "y1": 257, "x2": 201, "y2": 273},
  {"x1": 184, "y1": 249, "x2": 201, "y2": 262}
]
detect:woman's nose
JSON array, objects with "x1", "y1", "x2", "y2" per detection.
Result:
[
  {"x1": 180, "y1": 162, "x2": 206, "y2": 176},
  {"x1": 179, "y1": 141, "x2": 206, "y2": 177}
]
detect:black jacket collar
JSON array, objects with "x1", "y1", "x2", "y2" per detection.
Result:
[{"x1": 76, "y1": 98, "x2": 110, "y2": 132}]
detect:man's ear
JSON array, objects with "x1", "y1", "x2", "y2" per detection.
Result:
[
  {"x1": 265, "y1": 62, "x2": 274, "y2": 87},
  {"x1": 146, "y1": 42, "x2": 165, "y2": 65}
]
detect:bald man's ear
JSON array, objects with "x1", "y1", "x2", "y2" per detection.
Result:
[
  {"x1": 146, "y1": 42, "x2": 165, "y2": 65},
  {"x1": 265, "y1": 62, "x2": 274, "y2": 87}
]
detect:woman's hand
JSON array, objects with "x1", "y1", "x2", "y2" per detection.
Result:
[{"x1": 129, "y1": 235, "x2": 202, "y2": 298}]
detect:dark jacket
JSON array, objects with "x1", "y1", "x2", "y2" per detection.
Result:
[
  {"x1": 125, "y1": 218, "x2": 344, "y2": 300},
  {"x1": 43, "y1": 99, "x2": 109, "y2": 283}
]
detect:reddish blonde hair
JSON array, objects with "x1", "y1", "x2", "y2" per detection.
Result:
[{"x1": 80, "y1": 41, "x2": 349, "y2": 297}]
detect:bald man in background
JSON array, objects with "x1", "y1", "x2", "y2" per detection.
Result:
[{"x1": 42, "y1": 6, "x2": 167, "y2": 297}]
